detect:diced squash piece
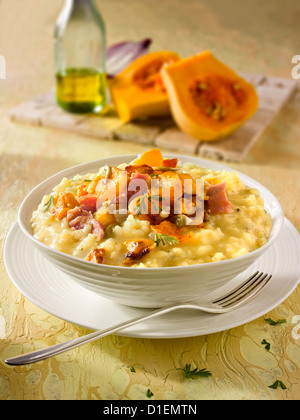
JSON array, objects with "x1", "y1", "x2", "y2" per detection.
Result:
[
  {"x1": 94, "y1": 210, "x2": 116, "y2": 230},
  {"x1": 51, "y1": 192, "x2": 79, "y2": 220},
  {"x1": 152, "y1": 221, "x2": 194, "y2": 243},
  {"x1": 131, "y1": 148, "x2": 164, "y2": 167}
]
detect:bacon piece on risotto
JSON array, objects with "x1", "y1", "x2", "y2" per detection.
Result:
[{"x1": 206, "y1": 182, "x2": 233, "y2": 214}]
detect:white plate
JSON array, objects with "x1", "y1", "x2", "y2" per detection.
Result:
[{"x1": 4, "y1": 218, "x2": 300, "y2": 338}]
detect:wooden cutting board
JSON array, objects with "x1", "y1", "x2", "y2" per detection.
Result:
[{"x1": 9, "y1": 73, "x2": 298, "y2": 162}]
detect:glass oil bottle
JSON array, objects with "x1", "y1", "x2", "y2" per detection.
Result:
[{"x1": 54, "y1": 0, "x2": 106, "y2": 113}]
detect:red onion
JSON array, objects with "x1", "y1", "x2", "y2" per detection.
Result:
[{"x1": 107, "y1": 38, "x2": 152, "y2": 78}]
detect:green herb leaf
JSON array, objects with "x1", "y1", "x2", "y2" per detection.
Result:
[
  {"x1": 177, "y1": 364, "x2": 212, "y2": 380},
  {"x1": 264, "y1": 318, "x2": 287, "y2": 326},
  {"x1": 129, "y1": 366, "x2": 136, "y2": 373},
  {"x1": 44, "y1": 195, "x2": 54, "y2": 212},
  {"x1": 268, "y1": 380, "x2": 287, "y2": 390},
  {"x1": 146, "y1": 389, "x2": 154, "y2": 398},
  {"x1": 261, "y1": 339, "x2": 271, "y2": 351},
  {"x1": 133, "y1": 193, "x2": 162, "y2": 216},
  {"x1": 148, "y1": 194, "x2": 162, "y2": 213},
  {"x1": 154, "y1": 233, "x2": 180, "y2": 247},
  {"x1": 133, "y1": 195, "x2": 146, "y2": 216}
]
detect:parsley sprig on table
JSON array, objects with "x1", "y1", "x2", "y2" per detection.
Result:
[
  {"x1": 146, "y1": 389, "x2": 154, "y2": 398},
  {"x1": 264, "y1": 318, "x2": 287, "y2": 326},
  {"x1": 261, "y1": 339, "x2": 271, "y2": 351},
  {"x1": 268, "y1": 380, "x2": 287, "y2": 390},
  {"x1": 177, "y1": 364, "x2": 212, "y2": 379},
  {"x1": 154, "y1": 233, "x2": 180, "y2": 247}
]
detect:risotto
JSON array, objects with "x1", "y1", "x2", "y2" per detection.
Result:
[{"x1": 31, "y1": 149, "x2": 272, "y2": 268}]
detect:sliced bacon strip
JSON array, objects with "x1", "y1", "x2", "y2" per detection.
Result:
[
  {"x1": 130, "y1": 172, "x2": 150, "y2": 183},
  {"x1": 128, "y1": 172, "x2": 150, "y2": 200},
  {"x1": 162, "y1": 158, "x2": 178, "y2": 168},
  {"x1": 69, "y1": 215, "x2": 91, "y2": 230},
  {"x1": 90, "y1": 219, "x2": 105, "y2": 241},
  {"x1": 67, "y1": 206, "x2": 105, "y2": 241},
  {"x1": 125, "y1": 164, "x2": 154, "y2": 176},
  {"x1": 206, "y1": 182, "x2": 233, "y2": 214},
  {"x1": 67, "y1": 206, "x2": 91, "y2": 222},
  {"x1": 77, "y1": 194, "x2": 98, "y2": 213}
]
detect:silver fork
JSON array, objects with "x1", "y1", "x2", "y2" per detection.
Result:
[{"x1": 5, "y1": 271, "x2": 271, "y2": 365}]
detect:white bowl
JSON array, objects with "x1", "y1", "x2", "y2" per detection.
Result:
[{"x1": 18, "y1": 154, "x2": 284, "y2": 308}]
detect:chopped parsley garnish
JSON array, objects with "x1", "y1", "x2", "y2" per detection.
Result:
[
  {"x1": 154, "y1": 233, "x2": 180, "y2": 247},
  {"x1": 133, "y1": 193, "x2": 162, "y2": 216},
  {"x1": 129, "y1": 366, "x2": 136, "y2": 373},
  {"x1": 268, "y1": 380, "x2": 287, "y2": 390},
  {"x1": 264, "y1": 318, "x2": 287, "y2": 326},
  {"x1": 44, "y1": 195, "x2": 54, "y2": 212},
  {"x1": 147, "y1": 194, "x2": 162, "y2": 213},
  {"x1": 134, "y1": 195, "x2": 147, "y2": 216},
  {"x1": 261, "y1": 339, "x2": 271, "y2": 351},
  {"x1": 146, "y1": 389, "x2": 154, "y2": 398},
  {"x1": 177, "y1": 364, "x2": 212, "y2": 379}
]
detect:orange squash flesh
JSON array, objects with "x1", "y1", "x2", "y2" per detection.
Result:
[
  {"x1": 130, "y1": 148, "x2": 164, "y2": 167},
  {"x1": 161, "y1": 50, "x2": 258, "y2": 141},
  {"x1": 109, "y1": 51, "x2": 181, "y2": 123}
]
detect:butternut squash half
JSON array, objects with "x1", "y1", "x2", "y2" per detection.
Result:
[
  {"x1": 161, "y1": 50, "x2": 258, "y2": 141},
  {"x1": 109, "y1": 51, "x2": 181, "y2": 122}
]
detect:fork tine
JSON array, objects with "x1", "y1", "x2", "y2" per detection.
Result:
[
  {"x1": 213, "y1": 271, "x2": 262, "y2": 304},
  {"x1": 217, "y1": 272, "x2": 266, "y2": 306},
  {"x1": 219, "y1": 273, "x2": 272, "y2": 308}
]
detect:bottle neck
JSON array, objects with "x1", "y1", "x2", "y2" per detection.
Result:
[
  {"x1": 64, "y1": 0, "x2": 99, "y2": 21},
  {"x1": 66, "y1": 0, "x2": 95, "y2": 11},
  {"x1": 67, "y1": 0, "x2": 94, "y2": 4}
]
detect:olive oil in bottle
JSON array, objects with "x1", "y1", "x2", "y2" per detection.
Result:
[
  {"x1": 56, "y1": 68, "x2": 106, "y2": 113},
  {"x1": 54, "y1": 0, "x2": 106, "y2": 114}
]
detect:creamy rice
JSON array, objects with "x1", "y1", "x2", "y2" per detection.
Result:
[{"x1": 31, "y1": 162, "x2": 272, "y2": 267}]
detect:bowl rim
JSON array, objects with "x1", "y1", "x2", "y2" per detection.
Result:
[{"x1": 18, "y1": 153, "x2": 285, "y2": 272}]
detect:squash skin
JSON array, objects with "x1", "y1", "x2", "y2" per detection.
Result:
[
  {"x1": 161, "y1": 50, "x2": 258, "y2": 141},
  {"x1": 109, "y1": 51, "x2": 181, "y2": 123}
]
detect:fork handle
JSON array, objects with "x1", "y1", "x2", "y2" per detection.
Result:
[{"x1": 5, "y1": 303, "x2": 198, "y2": 365}]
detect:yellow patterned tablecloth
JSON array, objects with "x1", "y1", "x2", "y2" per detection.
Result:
[{"x1": 0, "y1": 0, "x2": 299, "y2": 400}]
